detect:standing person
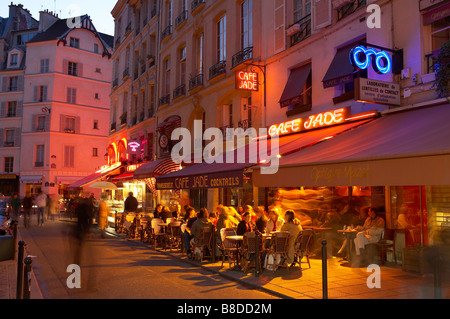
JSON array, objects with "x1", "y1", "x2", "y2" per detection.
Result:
[
  {"x1": 10, "y1": 193, "x2": 21, "y2": 221},
  {"x1": 281, "y1": 210, "x2": 302, "y2": 267},
  {"x1": 35, "y1": 190, "x2": 47, "y2": 227},
  {"x1": 98, "y1": 193, "x2": 108, "y2": 238},
  {"x1": 124, "y1": 192, "x2": 138, "y2": 213},
  {"x1": 22, "y1": 193, "x2": 33, "y2": 228}
]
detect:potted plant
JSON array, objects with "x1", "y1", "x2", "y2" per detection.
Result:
[{"x1": 433, "y1": 41, "x2": 450, "y2": 99}]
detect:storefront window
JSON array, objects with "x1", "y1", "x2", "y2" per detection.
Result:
[{"x1": 388, "y1": 186, "x2": 428, "y2": 247}]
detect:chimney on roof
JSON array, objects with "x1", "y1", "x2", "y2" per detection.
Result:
[{"x1": 39, "y1": 9, "x2": 59, "y2": 32}]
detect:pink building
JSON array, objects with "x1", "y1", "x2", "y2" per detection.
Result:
[{"x1": 19, "y1": 11, "x2": 113, "y2": 198}]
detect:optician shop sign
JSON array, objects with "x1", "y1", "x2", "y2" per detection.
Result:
[
  {"x1": 268, "y1": 107, "x2": 352, "y2": 137},
  {"x1": 355, "y1": 78, "x2": 400, "y2": 106},
  {"x1": 235, "y1": 71, "x2": 259, "y2": 91},
  {"x1": 350, "y1": 45, "x2": 392, "y2": 74}
]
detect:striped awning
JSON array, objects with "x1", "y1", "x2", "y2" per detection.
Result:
[{"x1": 134, "y1": 158, "x2": 182, "y2": 194}]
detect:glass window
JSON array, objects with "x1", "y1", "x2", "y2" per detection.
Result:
[
  {"x1": 241, "y1": 0, "x2": 253, "y2": 49},
  {"x1": 4, "y1": 157, "x2": 13, "y2": 173},
  {"x1": 40, "y1": 59, "x2": 49, "y2": 73},
  {"x1": 64, "y1": 145, "x2": 75, "y2": 168},
  {"x1": 217, "y1": 16, "x2": 227, "y2": 62},
  {"x1": 7, "y1": 101, "x2": 16, "y2": 117},
  {"x1": 294, "y1": 0, "x2": 311, "y2": 23},
  {"x1": 431, "y1": 16, "x2": 450, "y2": 51},
  {"x1": 70, "y1": 37, "x2": 80, "y2": 48},
  {"x1": 35, "y1": 144, "x2": 45, "y2": 167},
  {"x1": 68, "y1": 62, "x2": 78, "y2": 76}
]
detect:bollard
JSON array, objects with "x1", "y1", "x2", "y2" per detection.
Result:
[
  {"x1": 322, "y1": 240, "x2": 328, "y2": 299},
  {"x1": 211, "y1": 224, "x2": 216, "y2": 263},
  {"x1": 22, "y1": 256, "x2": 33, "y2": 299},
  {"x1": 255, "y1": 232, "x2": 260, "y2": 278},
  {"x1": 16, "y1": 241, "x2": 24, "y2": 299}
]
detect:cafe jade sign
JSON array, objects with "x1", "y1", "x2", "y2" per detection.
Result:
[{"x1": 235, "y1": 71, "x2": 259, "y2": 91}]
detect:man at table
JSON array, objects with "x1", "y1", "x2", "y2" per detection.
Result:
[
  {"x1": 354, "y1": 207, "x2": 385, "y2": 256},
  {"x1": 190, "y1": 208, "x2": 213, "y2": 259}
]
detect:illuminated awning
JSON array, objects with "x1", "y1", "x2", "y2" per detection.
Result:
[
  {"x1": 67, "y1": 163, "x2": 122, "y2": 189},
  {"x1": 253, "y1": 103, "x2": 450, "y2": 187},
  {"x1": 20, "y1": 175, "x2": 43, "y2": 184},
  {"x1": 110, "y1": 173, "x2": 134, "y2": 183},
  {"x1": 133, "y1": 158, "x2": 182, "y2": 179},
  {"x1": 155, "y1": 118, "x2": 372, "y2": 190},
  {"x1": 279, "y1": 64, "x2": 311, "y2": 108},
  {"x1": 322, "y1": 44, "x2": 355, "y2": 88}
]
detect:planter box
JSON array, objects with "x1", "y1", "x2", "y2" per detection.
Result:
[{"x1": 402, "y1": 247, "x2": 429, "y2": 274}]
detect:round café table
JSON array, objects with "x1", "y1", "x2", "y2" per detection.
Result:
[{"x1": 337, "y1": 229, "x2": 358, "y2": 266}]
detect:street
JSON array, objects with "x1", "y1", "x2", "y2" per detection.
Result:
[{"x1": 17, "y1": 217, "x2": 279, "y2": 300}]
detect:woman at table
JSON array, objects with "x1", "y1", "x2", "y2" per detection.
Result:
[
  {"x1": 237, "y1": 212, "x2": 254, "y2": 235},
  {"x1": 265, "y1": 208, "x2": 285, "y2": 234},
  {"x1": 281, "y1": 210, "x2": 303, "y2": 266},
  {"x1": 354, "y1": 207, "x2": 385, "y2": 256},
  {"x1": 255, "y1": 206, "x2": 268, "y2": 233}
]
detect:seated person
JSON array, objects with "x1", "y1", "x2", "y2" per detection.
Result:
[
  {"x1": 265, "y1": 208, "x2": 285, "y2": 233},
  {"x1": 354, "y1": 207, "x2": 385, "y2": 255},
  {"x1": 281, "y1": 210, "x2": 302, "y2": 266},
  {"x1": 237, "y1": 212, "x2": 254, "y2": 235}
]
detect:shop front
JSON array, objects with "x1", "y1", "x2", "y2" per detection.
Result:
[{"x1": 253, "y1": 103, "x2": 450, "y2": 265}]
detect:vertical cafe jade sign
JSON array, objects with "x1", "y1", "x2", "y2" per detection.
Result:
[{"x1": 235, "y1": 71, "x2": 259, "y2": 91}]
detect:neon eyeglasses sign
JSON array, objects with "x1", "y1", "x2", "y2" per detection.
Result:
[
  {"x1": 128, "y1": 141, "x2": 140, "y2": 152},
  {"x1": 350, "y1": 45, "x2": 392, "y2": 74}
]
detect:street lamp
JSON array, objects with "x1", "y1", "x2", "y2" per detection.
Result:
[{"x1": 41, "y1": 107, "x2": 51, "y2": 113}]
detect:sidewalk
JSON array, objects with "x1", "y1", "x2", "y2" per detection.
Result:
[
  {"x1": 108, "y1": 228, "x2": 449, "y2": 299},
  {"x1": 0, "y1": 228, "x2": 44, "y2": 299}
]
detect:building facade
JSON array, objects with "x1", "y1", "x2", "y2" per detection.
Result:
[{"x1": 0, "y1": 3, "x2": 114, "y2": 199}]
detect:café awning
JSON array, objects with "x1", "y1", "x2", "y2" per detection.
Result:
[
  {"x1": 20, "y1": 175, "x2": 43, "y2": 184},
  {"x1": 155, "y1": 118, "x2": 372, "y2": 190},
  {"x1": 253, "y1": 103, "x2": 450, "y2": 187},
  {"x1": 133, "y1": 158, "x2": 182, "y2": 179},
  {"x1": 279, "y1": 64, "x2": 311, "y2": 107},
  {"x1": 322, "y1": 44, "x2": 355, "y2": 88},
  {"x1": 67, "y1": 164, "x2": 122, "y2": 189}
]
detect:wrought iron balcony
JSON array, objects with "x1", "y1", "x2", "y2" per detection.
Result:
[
  {"x1": 122, "y1": 68, "x2": 129, "y2": 79},
  {"x1": 175, "y1": 10, "x2": 188, "y2": 28},
  {"x1": 189, "y1": 72, "x2": 203, "y2": 91},
  {"x1": 159, "y1": 94, "x2": 171, "y2": 106},
  {"x1": 120, "y1": 113, "x2": 127, "y2": 125},
  {"x1": 112, "y1": 78, "x2": 118, "y2": 88},
  {"x1": 337, "y1": 0, "x2": 367, "y2": 21},
  {"x1": 289, "y1": 15, "x2": 311, "y2": 48},
  {"x1": 209, "y1": 61, "x2": 227, "y2": 80},
  {"x1": 191, "y1": 0, "x2": 206, "y2": 14},
  {"x1": 173, "y1": 84, "x2": 186, "y2": 99},
  {"x1": 232, "y1": 47, "x2": 253, "y2": 69},
  {"x1": 161, "y1": 25, "x2": 173, "y2": 41},
  {"x1": 110, "y1": 122, "x2": 116, "y2": 132}
]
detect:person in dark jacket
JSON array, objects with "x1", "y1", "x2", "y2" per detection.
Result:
[
  {"x1": 124, "y1": 192, "x2": 138, "y2": 212},
  {"x1": 22, "y1": 193, "x2": 33, "y2": 228}
]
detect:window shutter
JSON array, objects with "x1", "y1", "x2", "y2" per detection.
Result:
[
  {"x1": 45, "y1": 114, "x2": 51, "y2": 131},
  {"x1": 75, "y1": 116, "x2": 81, "y2": 134},
  {"x1": 274, "y1": 0, "x2": 285, "y2": 53},
  {"x1": 313, "y1": 0, "x2": 332, "y2": 31},
  {"x1": 2, "y1": 77, "x2": 7, "y2": 92},
  {"x1": 14, "y1": 128, "x2": 21, "y2": 147},
  {"x1": 0, "y1": 129, "x2": 3, "y2": 147},
  {"x1": 17, "y1": 75, "x2": 24, "y2": 91},
  {"x1": 0, "y1": 102, "x2": 5, "y2": 117},
  {"x1": 43, "y1": 86, "x2": 48, "y2": 101},
  {"x1": 16, "y1": 101, "x2": 22, "y2": 117},
  {"x1": 63, "y1": 59, "x2": 69, "y2": 74},
  {"x1": 73, "y1": 88, "x2": 77, "y2": 104},
  {"x1": 78, "y1": 63, "x2": 83, "y2": 77},
  {"x1": 34, "y1": 86, "x2": 38, "y2": 102},
  {"x1": 60, "y1": 114, "x2": 66, "y2": 132},
  {"x1": 66, "y1": 88, "x2": 71, "y2": 103}
]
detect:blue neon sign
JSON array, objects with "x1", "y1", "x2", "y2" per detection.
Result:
[{"x1": 350, "y1": 45, "x2": 392, "y2": 74}]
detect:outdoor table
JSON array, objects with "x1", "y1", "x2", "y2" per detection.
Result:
[
  {"x1": 158, "y1": 223, "x2": 169, "y2": 233},
  {"x1": 226, "y1": 235, "x2": 244, "y2": 271},
  {"x1": 337, "y1": 229, "x2": 358, "y2": 266}
]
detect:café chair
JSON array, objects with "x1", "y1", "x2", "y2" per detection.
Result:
[
  {"x1": 192, "y1": 226, "x2": 214, "y2": 262},
  {"x1": 240, "y1": 232, "x2": 263, "y2": 273},
  {"x1": 366, "y1": 229, "x2": 396, "y2": 265},
  {"x1": 220, "y1": 228, "x2": 238, "y2": 268},
  {"x1": 265, "y1": 231, "x2": 290, "y2": 273},
  {"x1": 166, "y1": 221, "x2": 183, "y2": 250},
  {"x1": 151, "y1": 218, "x2": 166, "y2": 249},
  {"x1": 294, "y1": 229, "x2": 313, "y2": 269}
]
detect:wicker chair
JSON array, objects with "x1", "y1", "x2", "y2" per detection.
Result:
[
  {"x1": 192, "y1": 226, "x2": 214, "y2": 262},
  {"x1": 240, "y1": 232, "x2": 263, "y2": 273},
  {"x1": 265, "y1": 231, "x2": 290, "y2": 273},
  {"x1": 219, "y1": 228, "x2": 238, "y2": 268},
  {"x1": 294, "y1": 229, "x2": 313, "y2": 269}
]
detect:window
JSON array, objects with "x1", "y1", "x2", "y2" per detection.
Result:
[
  {"x1": 4, "y1": 129, "x2": 14, "y2": 147},
  {"x1": 217, "y1": 16, "x2": 227, "y2": 62},
  {"x1": 95, "y1": 93, "x2": 100, "y2": 99},
  {"x1": 9, "y1": 77, "x2": 18, "y2": 91},
  {"x1": 92, "y1": 148, "x2": 98, "y2": 157},
  {"x1": 67, "y1": 87, "x2": 77, "y2": 104},
  {"x1": 431, "y1": 16, "x2": 450, "y2": 51},
  {"x1": 241, "y1": 0, "x2": 253, "y2": 49},
  {"x1": 164, "y1": 57, "x2": 171, "y2": 96},
  {"x1": 196, "y1": 32, "x2": 204, "y2": 74},
  {"x1": 36, "y1": 85, "x2": 48, "y2": 102},
  {"x1": 293, "y1": 0, "x2": 311, "y2": 23},
  {"x1": 64, "y1": 116, "x2": 76, "y2": 133},
  {"x1": 40, "y1": 59, "x2": 50, "y2": 73},
  {"x1": 93, "y1": 120, "x2": 98, "y2": 129},
  {"x1": 179, "y1": 46, "x2": 186, "y2": 86},
  {"x1": 94, "y1": 44, "x2": 99, "y2": 54},
  {"x1": 10, "y1": 54, "x2": 18, "y2": 66},
  {"x1": 64, "y1": 145, "x2": 75, "y2": 168},
  {"x1": 68, "y1": 62, "x2": 78, "y2": 76},
  {"x1": 4, "y1": 157, "x2": 13, "y2": 173},
  {"x1": 69, "y1": 37, "x2": 80, "y2": 48},
  {"x1": 35, "y1": 145, "x2": 45, "y2": 167},
  {"x1": 7, "y1": 101, "x2": 17, "y2": 117},
  {"x1": 36, "y1": 116, "x2": 46, "y2": 131}
]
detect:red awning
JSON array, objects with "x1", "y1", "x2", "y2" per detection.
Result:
[
  {"x1": 254, "y1": 104, "x2": 450, "y2": 187},
  {"x1": 67, "y1": 164, "x2": 122, "y2": 189},
  {"x1": 110, "y1": 173, "x2": 134, "y2": 183},
  {"x1": 133, "y1": 158, "x2": 182, "y2": 179}
]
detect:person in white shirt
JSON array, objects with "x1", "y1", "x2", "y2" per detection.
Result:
[
  {"x1": 35, "y1": 190, "x2": 47, "y2": 226},
  {"x1": 265, "y1": 208, "x2": 285, "y2": 234}
]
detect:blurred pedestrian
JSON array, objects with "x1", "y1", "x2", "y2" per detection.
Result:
[
  {"x1": 124, "y1": 192, "x2": 138, "y2": 212},
  {"x1": 10, "y1": 193, "x2": 21, "y2": 221},
  {"x1": 22, "y1": 193, "x2": 33, "y2": 228},
  {"x1": 98, "y1": 193, "x2": 108, "y2": 238},
  {"x1": 35, "y1": 190, "x2": 47, "y2": 226}
]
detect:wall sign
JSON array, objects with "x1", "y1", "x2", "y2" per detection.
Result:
[
  {"x1": 355, "y1": 78, "x2": 400, "y2": 106},
  {"x1": 128, "y1": 141, "x2": 140, "y2": 152},
  {"x1": 235, "y1": 71, "x2": 259, "y2": 91},
  {"x1": 268, "y1": 107, "x2": 351, "y2": 137},
  {"x1": 350, "y1": 45, "x2": 392, "y2": 74}
]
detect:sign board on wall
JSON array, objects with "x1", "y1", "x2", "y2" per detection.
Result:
[
  {"x1": 420, "y1": 0, "x2": 446, "y2": 11},
  {"x1": 235, "y1": 71, "x2": 259, "y2": 91},
  {"x1": 355, "y1": 78, "x2": 400, "y2": 106}
]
